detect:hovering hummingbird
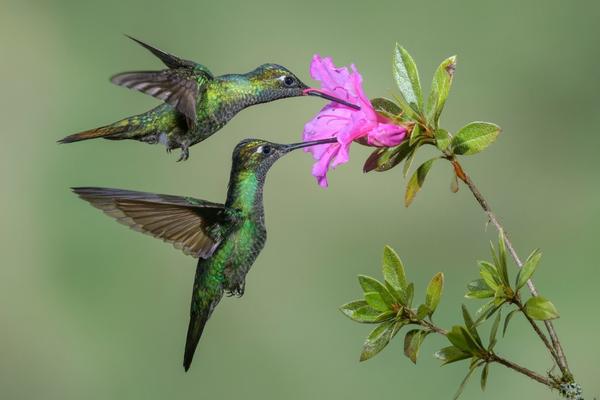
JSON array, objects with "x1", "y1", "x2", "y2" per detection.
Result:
[
  {"x1": 72, "y1": 137, "x2": 335, "y2": 371},
  {"x1": 59, "y1": 36, "x2": 359, "y2": 161}
]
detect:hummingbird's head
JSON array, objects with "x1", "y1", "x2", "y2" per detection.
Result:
[
  {"x1": 231, "y1": 137, "x2": 337, "y2": 176},
  {"x1": 249, "y1": 64, "x2": 360, "y2": 110}
]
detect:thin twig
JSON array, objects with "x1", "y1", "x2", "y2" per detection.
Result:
[
  {"x1": 451, "y1": 159, "x2": 571, "y2": 380},
  {"x1": 514, "y1": 299, "x2": 562, "y2": 369},
  {"x1": 491, "y1": 354, "x2": 558, "y2": 389},
  {"x1": 412, "y1": 313, "x2": 557, "y2": 390}
]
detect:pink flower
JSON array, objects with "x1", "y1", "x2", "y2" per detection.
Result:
[{"x1": 303, "y1": 55, "x2": 409, "y2": 187}]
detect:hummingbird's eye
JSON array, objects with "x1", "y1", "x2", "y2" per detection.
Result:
[
  {"x1": 283, "y1": 76, "x2": 295, "y2": 87},
  {"x1": 257, "y1": 145, "x2": 272, "y2": 155}
]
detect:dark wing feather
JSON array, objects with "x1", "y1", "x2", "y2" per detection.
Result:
[
  {"x1": 113, "y1": 36, "x2": 214, "y2": 128},
  {"x1": 110, "y1": 70, "x2": 199, "y2": 125},
  {"x1": 125, "y1": 35, "x2": 196, "y2": 69},
  {"x1": 73, "y1": 187, "x2": 237, "y2": 259}
]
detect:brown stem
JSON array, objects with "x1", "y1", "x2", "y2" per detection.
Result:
[
  {"x1": 451, "y1": 159, "x2": 571, "y2": 379},
  {"x1": 491, "y1": 354, "x2": 558, "y2": 389}
]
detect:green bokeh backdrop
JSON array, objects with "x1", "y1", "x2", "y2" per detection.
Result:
[{"x1": 1, "y1": 0, "x2": 599, "y2": 399}]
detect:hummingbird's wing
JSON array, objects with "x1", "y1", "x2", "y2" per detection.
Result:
[
  {"x1": 72, "y1": 187, "x2": 239, "y2": 259},
  {"x1": 110, "y1": 36, "x2": 214, "y2": 128}
]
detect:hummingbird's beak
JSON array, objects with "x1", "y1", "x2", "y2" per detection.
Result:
[
  {"x1": 283, "y1": 137, "x2": 338, "y2": 152},
  {"x1": 303, "y1": 88, "x2": 361, "y2": 111}
]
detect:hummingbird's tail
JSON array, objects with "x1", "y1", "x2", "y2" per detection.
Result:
[
  {"x1": 58, "y1": 110, "x2": 171, "y2": 144},
  {"x1": 183, "y1": 260, "x2": 224, "y2": 372},
  {"x1": 183, "y1": 307, "x2": 210, "y2": 372},
  {"x1": 59, "y1": 117, "x2": 139, "y2": 144}
]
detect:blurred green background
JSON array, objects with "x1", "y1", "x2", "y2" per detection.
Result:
[{"x1": 1, "y1": 0, "x2": 599, "y2": 398}]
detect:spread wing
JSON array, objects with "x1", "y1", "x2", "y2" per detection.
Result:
[
  {"x1": 110, "y1": 36, "x2": 214, "y2": 127},
  {"x1": 73, "y1": 187, "x2": 238, "y2": 259}
]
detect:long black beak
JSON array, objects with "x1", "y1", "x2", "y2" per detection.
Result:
[
  {"x1": 283, "y1": 137, "x2": 337, "y2": 152},
  {"x1": 303, "y1": 88, "x2": 361, "y2": 111}
]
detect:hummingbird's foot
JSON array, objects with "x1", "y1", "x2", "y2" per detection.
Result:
[{"x1": 177, "y1": 144, "x2": 190, "y2": 162}]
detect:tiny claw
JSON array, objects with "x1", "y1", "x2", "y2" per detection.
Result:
[{"x1": 177, "y1": 145, "x2": 190, "y2": 162}]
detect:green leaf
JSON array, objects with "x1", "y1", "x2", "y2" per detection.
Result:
[
  {"x1": 363, "y1": 141, "x2": 412, "y2": 173},
  {"x1": 465, "y1": 279, "x2": 494, "y2": 299},
  {"x1": 497, "y1": 232, "x2": 509, "y2": 285},
  {"x1": 516, "y1": 249, "x2": 542, "y2": 290},
  {"x1": 478, "y1": 261, "x2": 500, "y2": 290},
  {"x1": 360, "y1": 320, "x2": 395, "y2": 361},
  {"x1": 402, "y1": 141, "x2": 420, "y2": 177},
  {"x1": 382, "y1": 246, "x2": 407, "y2": 291},
  {"x1": 435, "y1": 346, "x2": 471, "y2": 365},
  {"x1": 475, "y1": 301, "x2": 504, "y2": 325},
  {"x1": 452, "y1": 122, "x2": 501, "y2": 155},
  {"x1": 405, "y1": 158, "x2": 436, "y2": 207},
  {"x1": 417, "y1": 304, "x2": 431, "y2": 320},
  {"x1": 404, "y1": 329, "x2": 427, "y2": 364},
  {"x1": 461, "y1": 305, "x2": 483, "y2": 347},
  {"x1": 409, "y1": 123, "x2": 421, "y2": 146},
  {"x1": 340, "y1": 300, "x2": 395, "y2": 323},
  {"x1": 447, "y1": 326, "x2": 481, "y2": 354},
  {"x1": 358, "y1": 275, "x2": 396, "y2": 307},
  {"x1": 426, "y1": 55, "x2": 456, "y2": 128},
  {"x1": 392, "y1": 319, "x2": 407, "y2": 337},
  {"x1": 488, "y1": 311, "x2": 501, "y2": 350},
  {"x1": 393, "y1": 44, "x2": 423, "y2": 111},
  {"x1": 453, "y1": 361, "x2": 481, "y2": 400},
  {"x1": 502, "y1": 309, "x2": 518, "y2": 337},
  {"x1": 364, "y1": 292, "x2": 390, "y2": 312},
  {"x1": 480, "y1": 363, "x2": 489, "y2": 391},
  {"x1": 370, "y1": 97, "x2": 402, "y2": 119},
  {"x1": 405, "y1": 283, "x2": 414, "y2": 308},
  {"x1": 434, "y1": 128, "x2": 451, "y2": 151},
  {"x1": 425, "y1": 272, "x2": 444, "y2": 315},
  {"x1": 524, "y1": 296, "x2": 559, "y2": 320}
]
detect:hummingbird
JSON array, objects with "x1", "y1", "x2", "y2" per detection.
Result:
[
  {"x1": 71, "y1": 136, "x2": 336, "y2": 371},
  {"x1": 59, "y1": 36, "x2": 359, "y2": 161}
]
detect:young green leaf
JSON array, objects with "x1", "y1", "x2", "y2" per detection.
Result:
[
  {"x1": 447, "y1": 325, "x2": 482, "y2": 354},
  {"x1": 382, "y1": 246, "x2": 408, "y2": 291},
  {"x1": 405, "y1": 158, "x2": 436, "y2": 207},
  {"x1": 461, "y1": 305, "x2": 483, "y2": 347},
  {"x1": 363, "y1": 140, "x2": 412, "y2": 173},
  {"x1": 358, "y1": 275, "x2": 396, "y2": 307},
  {"x1": 426, "y1": 55, "x2": 456, "y2": 128},
  {"x1": 465, "y1": 279, "x2": 495, "y2": 299},
  {"x1": 393, "y1": 44, "x2": 423, "y2": 112},
  {"x1": 478, "y1": 261, "x2": 500, "y2": 290},
  {"x1": 417, "y1": 304, "x2": 432, "y2": 320},
  {"x1": 404, "y1": 329, "x2": 427, "y2": 364},
  {"x1": 502, "y1": 309, "x2": 518, "y2": 337},
  {"x1": 516, "y1": 249, "x2": 542, "y2": 290},
  {"x1": 340, "y1": 300, "x2": 395, "y2": 323},
  {"x1": 488, "y1": 311, "x2": 502, "y2": 350},
  {"x1": 480, "y1": 363, "x2": 489, "y2": 391},
  {"x1": 434, "y1": 128, "x2": 451, "y2": 151},
  {"x1": 360, "y1": 320, "x2": 395, "y2": 361},
  {"x1": 524, "y1": 296, "x2": 559, "y2": 320},
  {"x1": 425, "y1": 272, "x2": 444, "y2": 315},
  {"x1": 435, "y1": 346, "x2": 471, "y2": 365},
  {"x1": 405, "y1": 283, "x2": 415, "y2": 308},
  {"x1": 453, "y1": 361, "x2": 481, "y2": 400},
  {"x1": 497, "y1": 232, "x2": 509, "y2": 284},
  {"x1": 409, "y1": 123, "x2": 422, "y2": 146},
  {"x1": 402, "y1": 140, "x2": 421, "y2": 177},
  {"x1": 370, "y1": 97, "x2": 402, "y2": 119},
  {"x1": 364, "y1": 292, "x2": 390, "y2": 312},
  {"x1": 452, "y1": 122, "x2": 501, "y2": 155}
]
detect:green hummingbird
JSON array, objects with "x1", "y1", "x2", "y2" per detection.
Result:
[
  {"x1": 59, "y1": 36, "x2": 358, "y2": 161},
  {"x1": 71, "y1": 136, "x2": 335, "y2": 371}
]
